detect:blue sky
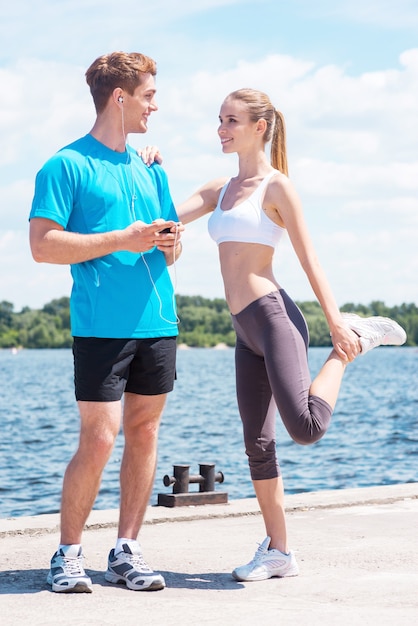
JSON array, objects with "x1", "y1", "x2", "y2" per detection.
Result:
[{"x1": 1, "y1": 0, "x2": 417, "y2": 310}]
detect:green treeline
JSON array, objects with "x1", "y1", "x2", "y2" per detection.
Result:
[{"x1": 1, "y1": 295, "x2": 417, "y2": 349}]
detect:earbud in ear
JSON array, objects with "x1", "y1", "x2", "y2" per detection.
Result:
[{"x1": 118, "y1": 96, "x2": 123, "y2": 103}]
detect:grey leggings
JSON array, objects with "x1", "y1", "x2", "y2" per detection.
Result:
[{"x1": 232, "y1": 290, "x2": 333, "y2": 481}]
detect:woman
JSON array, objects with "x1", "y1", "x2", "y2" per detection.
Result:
[{"x1": 176, "y1": 89, "x2": 406, "y2": 582}]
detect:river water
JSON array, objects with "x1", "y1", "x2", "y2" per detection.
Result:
[{"x1": 1, "y1": 346, "x2": 417, "y2": 518}]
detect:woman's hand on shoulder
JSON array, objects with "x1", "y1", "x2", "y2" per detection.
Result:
[{"x1": 137, "y1": 145, "x2": 163, "y2": 166}]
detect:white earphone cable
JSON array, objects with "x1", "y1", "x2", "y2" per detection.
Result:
[
  {"x1": 120, "y1": 99, "x2": 179, "y2": 327},
  {"x1": 140, "y1": 225, "x2": 180, "y2": 326}
]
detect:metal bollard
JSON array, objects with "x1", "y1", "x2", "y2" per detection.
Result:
[
  {"x1": 163, "y1": 464, "x2": 191, "y2": 494},
  {"x1": 198, "y1": 463, "x2": 224, "y2": 492},
  {"x1": 157, "y1": 463, "x2": 228, "y2": 507}
]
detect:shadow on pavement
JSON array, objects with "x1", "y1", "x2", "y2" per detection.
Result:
[{"x1": 0, "y1": 568, "x2": 244, "y2": 594}]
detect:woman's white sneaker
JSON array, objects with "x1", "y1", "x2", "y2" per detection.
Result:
[
  {"x1": 232, "y1": 537, "x2": 299, "y2": 582},
  {"x1": 342, "y1": 313, "x2": 407, "y2": 354}
]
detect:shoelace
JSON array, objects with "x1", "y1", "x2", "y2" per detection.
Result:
[
  {"x1": 249, "y1": 542, "x2": 269, "y2": 565},
  {"x1": 61, "y1": 556, "x2": 84, "y2": 575},
  {"x1": 125, "y1": 552, "x2": 152, "y2": 573}
]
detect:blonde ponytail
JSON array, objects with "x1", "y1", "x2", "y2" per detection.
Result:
[{"x1": 270, "y1": 110, "x2": 288, "y2": 176}]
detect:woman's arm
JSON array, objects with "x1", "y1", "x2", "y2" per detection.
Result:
[
  {"x1": 268, "y1": 175, "x2": 360, "y2": 361},
  {"x1": 137, "y1": 146, "x2": 226, "y2": 224},
  {"x1": 177, "y1": 178, "x2": 228, "y2": 224}
]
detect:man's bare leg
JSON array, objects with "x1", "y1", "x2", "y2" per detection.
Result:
[
  {"x1": 118, "y1": 392, "x2": 167, "y2": 538},
  {"x1": 60, "y1": 400, "x2": 122, "y2": 544}
]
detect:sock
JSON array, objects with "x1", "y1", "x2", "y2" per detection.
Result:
[
  {"x1": 58, "y1": 543, "x2": 82, "y2": 556},
  {"x1": 115, "y1": 537, "x2": 138, "y2": 554}
]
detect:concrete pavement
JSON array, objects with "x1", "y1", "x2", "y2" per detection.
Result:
[{"x1": 0, "y1": 483, "x2": 417, "y2": 626}]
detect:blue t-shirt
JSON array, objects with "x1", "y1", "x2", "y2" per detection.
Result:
[{"x1": 30, "y1": 134, "x2": 179, "y2": 338}]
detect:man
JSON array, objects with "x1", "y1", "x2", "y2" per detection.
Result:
[{"x1": 29, "y1": 51, "x2": 183, "y2": 593}]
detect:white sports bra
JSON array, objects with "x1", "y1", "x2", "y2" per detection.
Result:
[{"x1": 208, "y1": 171, "x2": 285, "y2": 249}]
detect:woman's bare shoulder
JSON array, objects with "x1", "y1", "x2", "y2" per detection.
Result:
[{"x1": 266, "y1": 170, "x2": 299, "y2": 203}]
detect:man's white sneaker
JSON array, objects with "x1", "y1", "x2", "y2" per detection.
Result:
[
  {"x1": 105, "y1": 542, "x2": 165, "y2": 591},
  {"x1": 232, "y1": 537, "x2": 299, "y2": 582},
  {"x1": 47, "y1": 545, "x2": 93, "y2": 593},
  {"x1": 342, "y1": 313, "x2": 407, "y2": 355}
]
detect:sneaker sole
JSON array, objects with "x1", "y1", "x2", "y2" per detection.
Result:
[
  {"x1": 48, "y1": 580, "x2": 93, "y2": 593},
  {"x1": 232, "y1": 564, "x2": 299, "y2": 582},
  {"x1": 105, "y1": 570, "x2": 165, "y2": 591}
]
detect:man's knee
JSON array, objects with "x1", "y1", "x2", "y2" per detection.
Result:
[{"x1": 78, "y1": 401, "x2": 121, "y2": 461}]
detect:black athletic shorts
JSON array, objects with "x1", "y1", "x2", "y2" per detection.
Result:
[{"x1": 73, "y1": 336, "x2": 177, "y2": 402}]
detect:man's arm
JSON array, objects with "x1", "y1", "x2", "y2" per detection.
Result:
[
  {"x1": 152, "y1": 220, "x2": 184, "y2": 266},
  {"x1": 161, "y1": 240, "x2": 183, "y2": 266},
  {"x1": 29, "y1": 217, "x2": 175, "y2": 264}
]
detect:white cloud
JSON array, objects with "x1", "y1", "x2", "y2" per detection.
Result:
[
  {"x1": 1, "y1": 12, "x2": 417, "y2": 310},
  {"x1": 296, "y1": 0, "x2": 418, "y2": 28},
  {"x1": 0, "y1": 0, "x2": 253, "y2": 66},
  {"x1": 162, "y1": 50, "x2": 418, "y2": 307}
]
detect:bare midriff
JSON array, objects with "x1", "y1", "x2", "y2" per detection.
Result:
[{"x1": 218, "y1": 241, "x2": 281, "y2": 315}]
